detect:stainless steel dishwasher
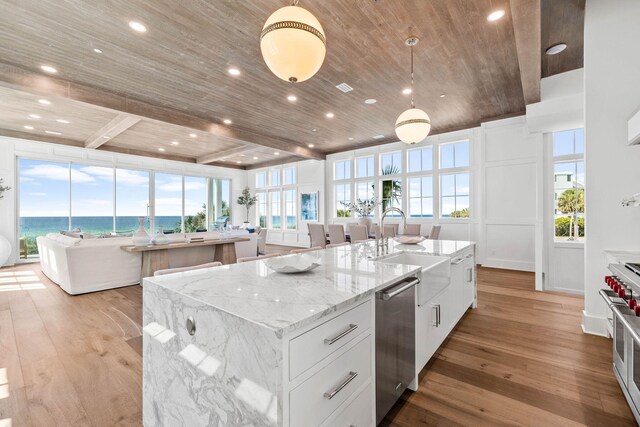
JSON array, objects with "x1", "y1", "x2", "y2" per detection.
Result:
[{"x1": 375, "y1": 275, "x2": 419, "y2": 424}]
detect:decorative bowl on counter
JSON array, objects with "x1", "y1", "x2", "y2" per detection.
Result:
[
  {"x1": 264, "y1": 254, "x2": 321, "y2": 274},
  {"x1": 394, "y1": 235, "x2": 426, "y2": 245}
]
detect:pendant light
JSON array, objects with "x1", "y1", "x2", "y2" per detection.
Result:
[
  {"x1": 260, "y1": 0, "x2": 326, "y2": 83},
  {"x1": 395, "y1": 37, "x2": 431, "y2": 144}
]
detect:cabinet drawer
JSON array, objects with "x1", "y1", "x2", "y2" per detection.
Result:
[
  {"x1": 322, "y1": 384, "x2": 372, "y2": 427},
  {"x1": 290, "y1": 300, "x2": 371, "y2": 380},
  {"x1": 290, "y1": 335, "x2": 372, "y2": 427}
]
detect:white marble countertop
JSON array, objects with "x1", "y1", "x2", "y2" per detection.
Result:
[{"x1": 144, "y1": 239, "x2": 475, "y2": 337}]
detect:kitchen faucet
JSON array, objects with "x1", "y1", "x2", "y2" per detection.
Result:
[{"x1": 378, "y1": 207, "x2": 406, "y2": 255}]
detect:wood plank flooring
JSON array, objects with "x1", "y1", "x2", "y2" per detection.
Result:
[{"x1": 0, "y1": 262, "x2": 634, "y2": 426}]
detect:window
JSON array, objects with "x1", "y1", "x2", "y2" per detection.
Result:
[
  {"x1": 356, "y1": 156, "x2": 374, "y2": 178},
  {"x1": 283, "y1": 167, "x2": 296, "y2": 185},
  {"x1": 269, "y1": 190, "x2": 281, "y2": 229},
  {"x1": 284, "y1": 189, "x2": 297, "y2": 229},
  {"x1": 256, "y1": 191, "x2": 267, "y2": 228},
  {"x1": 70, "y1": 164, "x2": 114, "y2": 233},
  {"x1": 115, "y1": 169, "x2": 149, "y2": 234},
  {"x1": 440, "y1": 140, "x2": 470, "y2": 169},
  {"x1": 154, "y1": 173, "x2": 184, "y2": 233},
  {"x1": 380, "y1": 151, "x2": 402, "y2": 175},
  {"x1": 381, "y1": 178, "x2": 402, "y2": 215},
  {"x1": 256, "y1": 171, "x2": 267, "y2": 188},
  {"x1": 335, "y1": 183, "x2": 351, "y2": 217},
  {"x1": 408, "y1": 147, "x2": 433, "y2": 173},
  {"x1": 270, "y1": 169, "x2": 281, "y2": 186},
  {"x1": 356, "y1": 181, "x2": 374, "y2": 217},
  {"x1": 184, "y1": 176, "x2": 207, "y2": 232},
  {"x1": 408, "y1": 176, "x2": 433, "y2": 218},
  {"x1": 18, "y1": 159, "x2": 70, "y2": 257},
  {"x1": 335, "y1": 160, "x2": 351, "y2": 180},
  {"x1": 553, "y1": 128, "x2": 585, "y2": 241},
  {"x1": 441, "y1": 173, "x2": 470, "y2": 218}
]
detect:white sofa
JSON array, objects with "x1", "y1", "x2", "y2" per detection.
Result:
[{"x1": 37, "y1": 230, "x2": 259, "y2": 295}]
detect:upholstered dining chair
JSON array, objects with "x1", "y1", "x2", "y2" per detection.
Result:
[
  {"x1": 404, "y1": 223, "x2": 421, "y2": 236},
  {"x1": 237, "y1": 252, "x2": 281, "y2": 263},
  {"x1": 382, "y1": 224, "x2": 398, "y2": 238},
  {"x1": 328, "y1": 224, "x2": 346, "y2": 244},
  {"x1": 307, "y1": 223, "x2": 327, "y2": 248},
  {"x1": 349, "y1": 224, "x2": 369, "y2": 242},
  {"x1": 154, "y1": 261, "x2": 222, "y2": 276},
  {"x1": 346, "y1": 222, "x2": 358, "y2": 233},
  {"x1": 327, "y1": 242, "x2": 350, "y2": 248},
  {"x1": 427, "y1": 225, "x2": 442, "y2": 239},
  {"x1": 290, "y1": 247, "x2": 323, "y2": 254}
]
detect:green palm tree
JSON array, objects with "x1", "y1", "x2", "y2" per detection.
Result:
[
  {"x1": 380, "y1": 165, "x2": 402, "y2": 212},
  {"x1": 557, "y1": 188, "x2": 584, "y2": 240}
]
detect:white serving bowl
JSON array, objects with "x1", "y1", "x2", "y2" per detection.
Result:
[
  {"x1": 264, "y1": 253, "x2": 321, "y2": 274},
  {"x1": 394, "y1": 235, "x2": 427, "y2": 245}
]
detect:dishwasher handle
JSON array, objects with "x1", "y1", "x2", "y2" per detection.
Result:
[{"x1": 379, "y1": 277, "x2": 420, "y2": 301}]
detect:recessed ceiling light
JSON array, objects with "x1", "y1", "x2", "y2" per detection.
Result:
[
  {"x1": 274, "y1": 152, "x2": 280, "y2": 155},
  {"x1": 487, "y1": 10, "x2": 505, "y2": 21},
  {"x1": 28, "y1": 114, "x2": 40, "y2": 119},
  {"x1": 402, "y1": 88, "x2": 412, "y2": 95},
  {"x1": 373, "y1": 134, "x2": 385, "y2": 139},
  {"x1": 158, "y1": 148, "x2": 165, "y2": 152},
  {"x1": 40, "y1": 65, "x2": 57, "y2": 74},
  {"x1": 239, "y1": 154, "x2": 246, "y2": 157},
  {"x1": 236, "y1": 161, "x2": 242, "y2": 164},
  {"x1": 326, "y1": 112, "x2": 334, "y2": 118},
  {"x1": 287, "y1": 95, "x2": 297, "y2": 102},
  {"x1": 102, "y1": 136, "x2": 110, "y2": 139},
  {"x1": 364, "y1": 99, "x2": 377, "y2": 104},
  {"x1": 129, "y1": 21, "x2": 147, "y2": 33},
  {"x1": 93, "y1": 48, "x2": 103, "y2": 54},
  {"x1": 348, "y1": 137, "x2": 354, "y2": 141},
  {"x1": 45, "y1": 130, "x2": 62, "y2": 135},
  {"x1": 38, "y1": 99, "x2": 51, "y2": 105},
  {"x1": 312, "y1": 128, "x2": 317, "y2": 132},
  {"x1": 55, "y1": 119, "x2": 70, "y2": 124},
  {"x1": 24, "y1": 125, "x2": 34, "y2": 130},
  {"x1": 189, "y1": 133, "x2": 197, "y2": 138},
  {"x1": 228, "y1": 68, "x2": 240, "y2": 76},
  {"x1": 170, "y1": 141, "x2": 179, "y2": 146},
  {"x1": 253, "y1": 156, "x2": 258, "y2": 160},
  {"x1": 308, "y1": 144, "x2": 314, "y2": 148},
  {"x1": 546, "y1": 43, "x2": 568, "y2": 55},
  {"x1": 223, "y1": 119, "x2": 232, "y2": 125},
  {"x1": 439, "y1": 94, "x2": 446, "y2": 98}
]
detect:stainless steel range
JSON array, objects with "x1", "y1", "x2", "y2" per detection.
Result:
[{"x1": 601, "y1": 263, "x2": 640, "y2": 424}]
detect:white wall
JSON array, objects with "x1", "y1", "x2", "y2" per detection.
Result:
[
  {"x1": 247, "y1": 159, "x2": 325, "y2": 247},
  {"x1": 583, "y1": 0, "x2": 640, "y2": 335},
  {"x1": 0, "y1": 136, "x2": 247, "y2": 266}
]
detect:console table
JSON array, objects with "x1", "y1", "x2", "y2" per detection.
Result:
[{"x1": 121, "y1": 237, "x2": 249, "y2": 279}]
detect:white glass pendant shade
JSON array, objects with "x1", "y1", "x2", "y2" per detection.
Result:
[
  {"x1": 260, "y1": 5, "x2": 326, "y2": 83},
  {"x1": 395, "y1": 108, "x2": 431, "y2": 144}
]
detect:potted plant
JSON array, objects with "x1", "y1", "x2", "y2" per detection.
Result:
[
  {"x1": 0, "y1": 178, "x2": 12, "y2": 266},
  {"x1": 237, "y1": 187, "x2": 259, "y2": 226},
  {"x1": 341, "y1": 197, "x2": 379, "y2": 234}
]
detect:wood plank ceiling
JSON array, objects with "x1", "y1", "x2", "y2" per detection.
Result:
[{"x1": 0, "y1": 0, "x2": 584, "y2": 169}]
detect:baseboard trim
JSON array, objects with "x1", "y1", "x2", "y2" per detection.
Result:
[{"x1": 582, "y1": 311, "x2": 609, "y2": 337}]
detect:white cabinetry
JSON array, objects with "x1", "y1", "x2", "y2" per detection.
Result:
[{"x1": 414, "y1": 246, "x2": 476, "y2": 384}]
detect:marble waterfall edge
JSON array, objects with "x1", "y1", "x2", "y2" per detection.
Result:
[{"x1": 143, "y1": 283, "x2": 282, "y2": 426}]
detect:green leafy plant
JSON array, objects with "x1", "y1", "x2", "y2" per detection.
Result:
[
  {"x1": 336, "y1": 209, "x2": 351, "y2": 218},
  {"x1": 555, "y1": 216, "x2": 585, "y2": 238},
  {"x1": 380, "y1": 165, "x2": 402, "y2": 212},
  {"x1": 237, "y1": 187, "x2": 258, "y2": 222},
  {"x1": 341, "y1": 197, "x2": 379, "y2": 217},
  {"x1": 557, "y1": 188, "x2": 584, "y2": 239},
  {"x1": 450, "y1": 207, "x2": 470, "y2": 218},
  {"x1": 0, "y1": 178, "x2": 10, "y2": 199}
]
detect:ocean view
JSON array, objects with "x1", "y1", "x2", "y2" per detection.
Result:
[{"x1": 19, "y1": 216, "x2": 183, "y2": 239}]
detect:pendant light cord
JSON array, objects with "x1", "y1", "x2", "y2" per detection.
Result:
[{"x1": 410, "y1": 44, "x2": 415, "y2": 109}]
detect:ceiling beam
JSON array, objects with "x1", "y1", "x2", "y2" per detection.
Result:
[
  {"x1": 197, "y1": 144, "x2": 255, "y2": 164},
  {"x1": 245, "y1": 155, "x2": 302, "y2": 170},
  {"x1": 85, "y1": 114, "x2": 141, "y2": 149},
  {"x1": 510, "y1": 0, "x2": 542, "y2": 105},
  {"x1": 0, "y1": 62, "x2": 326, "y2": 160}
]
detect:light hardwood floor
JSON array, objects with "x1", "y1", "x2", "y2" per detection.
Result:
[{"x1": 0, "y1": 262, "x2": 633, "y2": 426}]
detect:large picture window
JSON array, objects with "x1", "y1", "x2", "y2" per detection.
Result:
[
  {"x1": 184, "y1": 175, "x2": 208, "y2": 232},
  {"x1": 335, "y1": 160, "x2": 351, "y2": 180},
  {"x1": 115, "y1": 169, "x2": 149, "y2": 234},
  {"x1": 335, "y1": 183, "x2": 351, "y2": 217},
  {"x1": 380, "y1": 151, "x2": 402, "y2": 175},
  {"x1": 269, "y1": 190, "x2": 281, "y2": 229},
  {"x1": 356, "y1": 156, "x2": 374, "y2": 178},
  {"x1": 440, "y1": 173, "x2": 470, "y2": 218},
  {"x1": 408, "y1": 147, "x2": 433, "y2": 173},
  {"x1": 154, "y1": 173, "x2": 183, "y2": 233},
  {"x1": 256, "y1": 191, "x2": 267, "y2": 228},
  {"x1": 408, "y1": 176, "x2": 433, "y2": 218},
  {"x1": 284, "y1": 189, "x2": 297, "y2": 230}
]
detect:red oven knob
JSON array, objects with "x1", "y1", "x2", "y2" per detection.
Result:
[
  {"x1": 635, "y1": 306, "x2": 640, "y2": 317},
  {"x1": 619, "y1": 289, "x2": 626, "y2": 298},
  {"x1": 613, "y1": 284, "x2": 620, "y2": 292},
  {"x1": 606, "y1": 276, "x2": 613, "y2": 284},
  {"x1": 630, "y1": 300, "x2": 637, "y2": 309}
]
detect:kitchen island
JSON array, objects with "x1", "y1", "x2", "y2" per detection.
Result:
[{"x1": 143, "y1": 239, "x2": 476, "y2": 426}]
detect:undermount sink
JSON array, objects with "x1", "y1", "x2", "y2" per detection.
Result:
[{"x1": 379, "y1": 253, "x2": 451, "y2": 305}]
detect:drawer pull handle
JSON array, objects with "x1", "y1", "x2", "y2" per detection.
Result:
[
  {"x1": 323, "y1": 371, "x2": 358, "y2": 400},
  {"x1": 451, "y1": 257, "x2": 464, "y2": 265},
  {"x1": 324, "y1": 324, "x2": 358, "y2": 345}
]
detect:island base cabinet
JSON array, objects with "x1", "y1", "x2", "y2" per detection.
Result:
[{"x1": 321, "y1": 384, "x2": 373, "y2": 427}]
